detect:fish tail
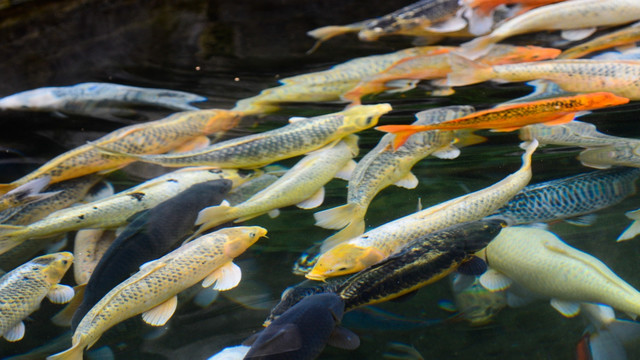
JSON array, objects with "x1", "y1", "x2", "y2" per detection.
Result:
[
  {"x1": 446, "y1": 53, "x2": 495, "y2": 87},
  {"x1": 579, "y1": 319, "x2": 640, "y2": 359},
  {"x1": 375, "y1": 125, "x2": 429, "y2": 150},
  {"x1": 617, "y1": 210, "x2": 640, "y2": 242},
  {"x1": 519, "y1": 138, "x2": 539, "y2": 169},
  {"x1": 232, "y1": 97, "x2": 279, "y2": 116},
  {"x1": 306, "y1": 25, "x2": 360, "y2": 54},
  {"x1": 46, "y1": 342, "x2": 84, "y2": 360},
  {"x1": 460, "y1": 34, "x2": 498, "y2": 59},
  {"x1": 194, "y1": 202, "x2": 235, "y2": 233},
  {"x1": 319, "y1": 219, "x2": 366, "y2": 253},
  {"x1": 314, "y1": 203, "x2": 360, "y2": 230}
]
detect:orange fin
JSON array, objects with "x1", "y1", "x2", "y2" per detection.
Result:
[
  {"x1": 170, "y1": 135, "x2": 211, "y2": 153},
  {"x1": 541, "y1": 112, "x2": 577, "y2": 126},
  {"x1": 375, "y1": 125, "x2": 425, "y2": 150}
]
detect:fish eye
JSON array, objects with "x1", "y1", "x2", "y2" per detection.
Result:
[
  {"x1": 338, "y1": 267, "x2": 347, "y2": 271},
  {"x1": 364, "y1": 116, "x2": 373, "y2": 124},
  {"x1": 62, "y1": 260, "x2": 68, "y2": 266},
  {"x1": 249, "y1": 232, "x2": 256, "y2": 237}
]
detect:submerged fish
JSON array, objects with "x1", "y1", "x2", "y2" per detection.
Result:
[
  {"x1": 314, "y1": 106, "x2": 471, "y2": 245},
  {"x1": 0, "y1": 109, "x2": 242, "y2": 194},
  {"x1": 519, "y1": 120, "x2": 633, "y2": 148},
  {"x1": 461, "y1": 0, "x2": 640, "y2": 58},
  {"x1": 448, "y1": 273, "x2": 507, "y2": 326},
  {"x1": 488, "y1": 167, "x2": 640, "y2": 226},
  {"x1": 305, "y1": 140, "x2": 537, "y2": 280},
  {"x1": 479, "y1": 226, "x2": 640, "y2": 318},
  {"x1": 618, "y1": 208, "x2": 640, "y2": 241},
  {"x1": 377, "y1": 92, "x2": 628, "y2": 149},
  {"x1": 0, "y1": 252, "x2": 74, "y2": 342},
  {"x1": 72, "y1": 179, "x2": 233, "y2": 330},
  {"x1": 447, "y1": 55, "x2": 640, "y2": 100},
  {"x1": 559, "y1": 21, "x2": 640, "y2": 59},
  {"x1": 0, "y1": 82, "x2": 207, "y2": 115},
  {"x1": 461, "y1": 0, "x2": 568, "y2": 35},
  {"x1": 48, "y1": 226, "x2": 267, "y2": 360},
  {"x1": 244, "y1": 293, "x2": 360, "y2": 360},
  {"x1": 195, "y1": 135, "x2": 359, "y2": 234},
  {"x1": 575, "y1": 303, "x2": 640, "y2": 360},
  {"x1": 578, "y1": 141, "x2": 640, "y2": 169},
  {"x1": 101, "y1": 104, "x2": 391, "y2": 169},
  {"x1": 0, "y1": 176, "x2": 60, "y2": 212},
  {"x1": 0, "y1": 167, "x2": 256, "y2": 255}
]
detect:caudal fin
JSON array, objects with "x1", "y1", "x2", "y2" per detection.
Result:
[
  {"x1": 319, "y1": 220, "x2": 366, "y2": 253},
  {"x1": 314, "y1": 203, "x2": 359, "y2": 230},
  {"x1": 617, "y1": 209, "x2": 640, "y2": 241},
  {"x1": 375, "y1": 125, "x2": 430, "y2": 150},
  {"x1": 194, "y1": 202, "x2": 236, "y2": 235},
  {"x1": 306, "y1": 25, "x2": 362, "y2": 54},
  {"x1": 46, "y1": 342, "x2": 84, "y2": 360},
  {"x1": 446, "y1": 53, "x2": 495, "y2": 87}
]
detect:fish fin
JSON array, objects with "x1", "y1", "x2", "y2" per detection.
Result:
[
  {"x1": 383, "y1": 79, "x2": 420, "y2": 93},
  {"x1": 479, "y1": 268, "x2": 513, "y2": 291},
  {"x1": 609, "y1": 318, "x2": 640, "y2": 345},
  {"x1": 454, "y1": 130, "x2": 487, "y2": 148},
  {"x1": 47, "y1": 342, "x2": 84, "y2": 360},
  {"x1": 438, "y1": 299, "x2": 458, "y2": 313},
  {"x1": 3, "y1": 321, "x2": 25, "y2": 342},
  {"x1": 550, "y1": 299, "x2": 581, "y2": 317},
  {"x1": 432, "y1": 145, "x2": 461, "y2": 159},
  {"x1": 306, "y1": 25, "x2": 360, "y2": 54},
  {"x1": 430, "y1": 86, "x2": 456, "y2": 97},
  {"x1": 564, "y1": 214, "x2": 597, "y2": 226},
  {"x1": 0, "y1": 237, "x2": 26, "y2": 256},
  {"x1": 208, "y1": 345, "x2": 251, "y2": 360},
  {"x1": 617, "y1": 210, "x2": 640, "y2": 241},
  {"x1": 192, "y1": 287, "x2": 220, "y2": 308},
  {"x1": 506, "y1": 291, "x2": 535, "y2": 308},
  {"x1": 335, "y1": 159, "x2": 357, "y2": 181},
  {"x1": 169, "y1": 135, "x2": 211, "y2": 153},
  {"x1": 287, "y1": 116, "x2": 308, "y2": 123},
  {"x1": 267, "y1": 209, "x2": 280, "y2": 218},
  {"x1": 465, "y1": 7, "x2": 494, "y2": 36},
  {"x1": 416, "y1": 197, "x2": 422, "y2": 212},
  {"x1": 446, "y1": 53, "x2": 495, "y2": 86},
  {"x1": 5, "y1": 175, "x2": 51, "y2": 197},
  {"x1": 314, "y1": 203, "x2": 359, "y2": 230},
  {"x1": 457, "y1": 256, "x2": 487, "y2": 276},
  {"x1": 587, "y1": 328, "x2": 628, "y2": 360},
  {"x1": 203, "y1": 261, "x2": 242, "y2": 290},
  {"x1": 194, "y1": 201, "x2": 233, "y2": 226},
  {"x1": 141, "y1": 295, "x2": 178, "y2": 326},
  {"x1": 394, "y1": 172, "x2": 419, "y2": 189},
  {"x1": 296, "y1": 187, "x2": 325, "y2": 209},
  {"x1": 52, "y1": 284, "x2": 86, "y2": 326},
  {"x1": 459, "y1": 36, "x2": 497, "y2": 60},
  {"x1": 245, "y1": 324, "x2": 303, "y2": 357},
  {"x1": 491, "y1": 126, "x2": 523, "y2": 132},
  {"x1": 561, "y1": 28, "x2": 596, "y2": 41},
  {"x1": 375, "y1": 125, "x2": 426, "y2": 150},
  {"x1": 46, "y1": 284, "x2": 75, "y2": 304},
  {"x1": 327, "y1": 326, "x2": 360, "y2": 350},
  {"x1": 451, "y1": 273, "x2": 477, "y2": 293},
  {"x1": 320, "y1": 220, "x2": 366, "y2": 252},
  {"x1": 426, "y1": 15, "x2": 467, "y2": 33}
]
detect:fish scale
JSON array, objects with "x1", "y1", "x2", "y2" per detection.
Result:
[
  {"x1": 49, "y1": 227, "x2": 266, "y2": 360},
  {"x1": 117, "y1": 104, "x2": 391, "y2": 168}
]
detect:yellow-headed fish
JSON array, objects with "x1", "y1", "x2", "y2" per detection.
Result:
[
  {"x1": 313, "y1": 106, "x2": 472, "y2": 245},
  {"x1": 559, "y1": 21, "x2": 640, "y2": 59},
  {"x1": 0, "y1": 252, "x2": 74, "y2": 342},
  {"x1": 0, "y1": 167, "x2": 259, "y2": 255},
  {"x1": 194, "y1": 135, "x2": 359, "y2": 234},
  {"x1": 447, "y1": 55, "x2": 640, "y2": 100},
  {"x1": 478, "y1": 226, "x2": 640, "y2": 318},
  {"x1": 100, "y1": 104, "x2": 391, "y2": 169},
  {"x1": 305, "y1": 140, "x2": 537, "y2": 280},
  {"x1": 0, "y1": 109, "x2": 242, "y2": 195},
  {"x1": 578, "y1": 140, "x2": 640, "y2": 169},
  {"x1": 47, "y1": 226, "x2": 267, "y2": 360},
  {"x1": 462, "y1": 0, "x2": 640, "y2": 58}
]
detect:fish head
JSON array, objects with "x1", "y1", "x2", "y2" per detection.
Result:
[
  {"x1": 305, "y1": 244, "x2": 384, "y2": 280},
  {"x1": 32, "y1": 252, "x2": 74, "y2": 284},
  {"x1": 221, "y1": 226, "x2": 268, "y2": 258},
  {"x1": 585, "y1": 92, "x2": 630, "y2": 108},
  {"x1": 340, "y1": 103, "x2": 393, "y2": 134},
  {"x1": 480, "y1": 45, "x2": 561, "y2": 65},
  {"x1": 463, "y1": 220, "x2": 507, "y2": 253}
]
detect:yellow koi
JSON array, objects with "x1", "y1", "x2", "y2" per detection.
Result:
[
  {"x1": 0, "y1": 252, "x2": 74, "y2": 342},
  {"x1": 47, "y1": 226, "x2": 266, "y2": 360},
  {"x1": 101, "y1": 104, "x2": 391, "y2": 169},
  {"x1": 306, "y1": 140, "x2": 537, "y2": 280},
  {"x1": 0, "y1": 167, "x2": 259, "y2": 255},
  {"x1": 195, "y1": 135, "x2": 359, "y2": 234},
  {"x1": 0, "y1": 109, "x2": 242, "y2": 195}
]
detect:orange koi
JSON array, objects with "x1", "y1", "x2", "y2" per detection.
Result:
[
  {"x1": 343, "y1": 45, "x2": 560, "y2": 105},
  {"x1": 0, "y1": 109, "x2": 242, "y2": 195},
  {"x1": 376, "y1": 92, "x2": 629, "y2": 150}
]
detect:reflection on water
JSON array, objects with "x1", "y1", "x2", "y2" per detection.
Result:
[{"x1": 1, "y1": 0, "x2": 640, "y2": 359}]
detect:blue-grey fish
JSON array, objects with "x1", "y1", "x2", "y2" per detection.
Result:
[
  {"x1": 244, "y1": 293, "x2": 360, "y2": 360},
  {"x1": 488, "y1": 167, "x2": 640, "y2": 226}
]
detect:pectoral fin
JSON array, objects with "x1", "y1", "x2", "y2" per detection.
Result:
[
  {"x1": 335, "y1": 160, "x2": 356, "y2": 181},
  {"x1": 564, "y1": 214, "x2": 597, "y2": 226},
  {"x1": 426, "y1": 15, "x2": 467, "y2": 33},
  {"x1": 46, "y1": 284, "x2": 75, "y2": 304},
  {"x1": 142, "y1": 296, "x2": 178, "y2": 326},
  {"x1": 296, "y1": 187, "x2": 325, "y2": 209},
  {"x1": 479, "y1": 268, "x2": 513, "y2": 291},
  {"x1": 202, "y1": 261, "x2": 242, "y2": 291},
  {"x1": 3, "y1": 321, "x2": 25, "y2": 342},
  {"x1": 550, "y1": 298, "x2": 581, "y2": 317},
  {"x1": 327, "y1": 326, "x2": 360, "y2": 350},
  {"x1": 561, "y1": 28, "x2": 596, "y2": 41},
  {"x1": 432, "y1": 145, "x2": 461, "y2": 159},
  {"x1": 393, "y1": 172, "x2": 419, "y2": 189}
]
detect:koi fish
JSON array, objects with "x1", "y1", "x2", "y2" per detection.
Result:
[
  {"x1": 478, "y1": 226, "x2": 640, "y2": 318},
  {"x1": 461, "y1": 0, "x2": 640, "y2": 59},
  {"x1": 618, "y1": 208, "x2": 640, "y2": 241},
  {"x1": 194, "y1": 135, "x2": 359, "y2": 235},
  {"x1": 99, "y1": 104, "x2": 391, "y2": 169},
  {"x1": 0, "y1": 109, "x2": 242, "y2": 195},
  {"x1": 446, "y1": 54, "x2": 640, "y2": 100},
  {"x1": 313, "y1": 106, "x2": 471, "y2": 245},
  {"x1": 0, "y1": 252, "x2": 74, "y2": 342},
  {"x1": 0, "y1": 176, "x2": 60, "y2": 212},
  {"x1": 0, "y1": 167, "x2": 258, "y2": 255},
  {"x1": 342, "y1": 44, "x2": 560, "y2": 106},
  {"x1": 519, "y1": 120, "x2": 633, "y2": 148},
  {"x1": 489, "y1": 167, "x2": 640, "y2": 226},
  {"x1": 446, "y1": 273, "x2": 507, "y2": 326},
  {"x1": 377, "y1": 92, "x2": 628, "y2": 149},
  {"x1": 575, "y1": 303, "x2": 640, "y2": 360},
  {"x1": 461, "y1": 0, "x2": 568, "y2": 35},
  {"x1": 559, "y1": 21, "x2": 640, "y2": 59},
  {"x1": 578, "y1": 140, "x2": 640, "y2": 169},
  {"x1": 305, "y1": 140, "x2": 537, "y2": 280},
  {"x1": 0, "y1": 82, "x2": 207, "y2": 115},
  {"x1": 47, "y1": 226, "x2": 267, "y2": 360}
]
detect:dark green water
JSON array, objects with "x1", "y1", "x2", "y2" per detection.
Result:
[{"x1": 1, "y1": 1, "x2": 640, "y2": 359}]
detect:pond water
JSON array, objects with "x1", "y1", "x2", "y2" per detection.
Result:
[{"x1": 1, "y1": 1, "x2": 640, "y2": 359}]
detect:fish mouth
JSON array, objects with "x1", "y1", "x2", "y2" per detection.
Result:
[{"x1": 305, "y1": 272, "x2": 326, "y2": 281}]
